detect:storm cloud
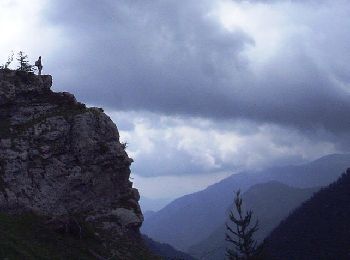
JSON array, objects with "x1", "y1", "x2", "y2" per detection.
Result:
[
  {"x1": 110, "y1": 111, "x2": 338, "y2": 177},
  {"x1": 1, "y1": 0, "x2": 350, "y2": 197},
  {"x1": 43, "y1": 0, "x2": 350, "y2": 135}
]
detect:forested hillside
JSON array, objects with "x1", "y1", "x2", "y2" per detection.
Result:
[{"x1": 264, "y1": 169, "x2": 350, "y2": 259}]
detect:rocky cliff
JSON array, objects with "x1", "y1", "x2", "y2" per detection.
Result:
[{"x1": 0, "y1": 69, "x2": 153, "y2": 259}]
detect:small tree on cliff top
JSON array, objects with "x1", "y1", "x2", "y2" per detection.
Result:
[
  {"x1": 226, "y1": 190, "x2": 259, "y2": 260},
  {"x1": 0, "y1": 51, "x2": 14, "y2": 69},
  {"x1": 16, "y1": 51, "x2": 33, "y2": 72}
]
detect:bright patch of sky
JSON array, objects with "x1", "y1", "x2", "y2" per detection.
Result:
[{"x1": 0, "y1": 0, "x2": 63, "y2": 69}]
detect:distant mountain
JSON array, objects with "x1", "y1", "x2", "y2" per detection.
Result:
[
  {"x1": 143, "y1": 210, "x2": 157, "y2": 220},
  {"x1": 264, "y1": 153, "x2": 350, "y2": 188},
  {"x1": 140, "y1": 197, "x2": 173, "y2": 212},
  {"x1": 143, "y1": 235, "x2": 197, "y2": 260},
  {"x1": 142, "y1": 172, "x2": 262, "y2": 251},
  {"x1": 188, "y1": 181, "x2": 318, "y2": 260},
  {"x1": 263, "y1": 169, "x2": 350, "y2": 259},
  {"x1": 142, "y1": 154, "x2": 350, "y2": 252}
]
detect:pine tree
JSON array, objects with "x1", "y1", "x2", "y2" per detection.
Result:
[
  {"x1": 226, "y1": 190, "x2": 259, "y2": 260},
  {"x1": 16, "y1": 51, "x2": 33, "y2": 72}
]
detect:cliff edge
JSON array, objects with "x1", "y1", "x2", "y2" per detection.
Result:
[{"x1": 0, "y1": 69, "x2": 154, "y2": 259}]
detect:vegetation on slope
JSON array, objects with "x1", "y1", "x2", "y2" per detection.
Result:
[
  {"x1": 263, "y1": 169, "x2": 350, "y2": 259},
  {"x1": 0, "y1": 212, "x2": 156, "y2": 260},
  {"x1": 0, "y1": 213, "x2": 107, "y2": 259}
]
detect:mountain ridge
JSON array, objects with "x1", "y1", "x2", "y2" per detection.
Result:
[
  {"x1": 264, "y1": 168, "x2": 350, "y2": 259},
  {"x1": 142, "y1": 153, "x2": 350, "y2": 252},
  {"x1": 188, "y1": 181, "x2": 319, "y2": 259}
]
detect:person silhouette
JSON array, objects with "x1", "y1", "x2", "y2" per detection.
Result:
[{"x1": 35, "y1": 56, "x2": 43, "y2": 75}]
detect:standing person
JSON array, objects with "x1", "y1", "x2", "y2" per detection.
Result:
[{"x1": 35, "y1": 56, "x2": 43, "y2": 75}]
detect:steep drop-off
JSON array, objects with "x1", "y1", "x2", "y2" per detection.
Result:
[{"x1": 0, "y1": 69, "x2": 154, "y2": 259}]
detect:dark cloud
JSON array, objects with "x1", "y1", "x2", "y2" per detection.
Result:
[{"x1": 44, "y1": 0, "x2": 350, "y2": 136}]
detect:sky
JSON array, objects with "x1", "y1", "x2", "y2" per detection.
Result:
[{"x1": 1, "y1": 0, "x2": 350, "y2": 205}]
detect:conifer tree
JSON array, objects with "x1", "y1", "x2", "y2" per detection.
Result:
[
  {"x1": 226, "y1": 190, "x2": 259, "y2": 260},
  {"x1": 0, "y1": 51, "x2": 14, "y2": 69},
  {"x1": 16, "y1": 51, "x2": 33, "y2": 72}
]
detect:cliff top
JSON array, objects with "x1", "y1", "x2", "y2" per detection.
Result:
[{"x1": 0, "y1": 69, "x2": 52, "y2": 93}]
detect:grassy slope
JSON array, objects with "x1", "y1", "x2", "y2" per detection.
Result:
[
  {"x1": 0, "y1": 213, "x2": 109, "y2": 259},
  {"x1": 0, "y1": 213, "x2": 156, "y2": 260}
]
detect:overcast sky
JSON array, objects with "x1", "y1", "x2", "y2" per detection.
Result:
[{"x1": 1, "y1": 0, "x2": 349, "y2": 201}]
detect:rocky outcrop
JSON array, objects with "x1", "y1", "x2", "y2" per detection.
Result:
[{"x1": 0, "y1": 69, "x2": 151, "y2": 258}]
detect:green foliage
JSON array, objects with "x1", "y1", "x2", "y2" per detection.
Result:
[
  {"x1": 263, "y1": 169, "x2": 350, "y2": 259},
  {"x1": 0, "y1": 213, "x2": 107, "y2": 259},
  {"x1": 99, "y1": 142, "x2": 110, "y2": 154},
  {"x1": 0, "y1": 117, "x2": 11, "y2": 138},
  {"x1": 0, "y1": 212, "x2": 157, "y2": 259},
  {"x1": 121, "y1": 141, "x2": 128, "y2": 149},
  {"x1": 0, "y1": 51, "x2": 14, "y2": 69},
  {"x1": 226, "y1": 190, "x2": 259, "y2": 260},
  {"x1": 16, "y1": 51, "x2": 34, "y2": 72}
]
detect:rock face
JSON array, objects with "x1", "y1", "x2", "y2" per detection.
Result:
[{"x1": 0, "y1": 70, "x2": 148, "y2": 258}]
